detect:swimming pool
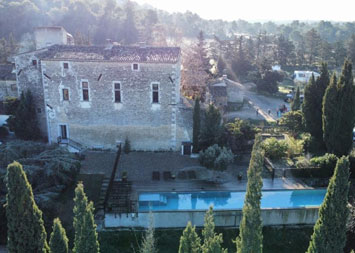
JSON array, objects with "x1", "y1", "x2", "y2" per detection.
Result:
[{"x1": 138, "y1": 189, "x2": 326, "y2": 212}]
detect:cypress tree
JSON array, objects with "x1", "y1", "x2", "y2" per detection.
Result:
[
  {"x1": 307, "y1": 156, "x2": 350, "y2": 253},
  {"x1": 5, "y1": 161, "x2": 49, "y2": 253},
  {"x1": 178, "y1": 221, "x2": 201, "y2": 253},
  {"x1": 291, "y1": 86, "x2": 301, "y2": 111},
  {"x1": 73, "y1": 182, "x2": 100, "y2": 253},
  {"x1": 201, "y1": 206, "x2": 227, "y2": 253},
  {"x1": 12, "y1": 90, "x2": 41, "y2": 140},
  {"x1": 323, "y1": 60, "x2": 355, "y2": 156},
  {"x1": 302, "y1": 63, "x2": 329, "y2": 147},
  {"x1": 322, "y1": 74, "x2": 338, "y2": 154},
  {"x1": 49, "y1": 218, "x2": 69, "y2": 253},
  {"x1": 199, "y1": 104, "x2": 223, "y2": 150},
  {"x1": 192, "y1": 97, "x2": 201, "y2": 153},
  {"x1": 236, "y1": 135, "x2": 264, "y2": 253},
  {"x1": 140, "y1": 213, "x2": 157, "y2": 253}
]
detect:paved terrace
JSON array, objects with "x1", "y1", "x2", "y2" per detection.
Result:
[
  {"x1": 81, "y1": 151, "x2": 311, "y2": 214},
  {"x1": 116, "y1": 152, "x2": 310, "y2": 196}
]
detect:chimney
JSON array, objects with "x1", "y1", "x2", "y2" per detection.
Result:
[{"x1": 222, "y1": 74, "x2": 228, "y2": 81}]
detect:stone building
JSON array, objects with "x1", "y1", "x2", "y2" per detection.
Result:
[
  {"x1": 14, "y1": 43, "x2": 190, "y2": 151},
  {"x1": 34, "y1": 26, "x2": 74, "y2": 50},
  {"x1": 0, "y1": 64, "x2": 17, "y2": 102},
  {"x1": 209, "y1": 75, "x2": 245, "y2": 111}
]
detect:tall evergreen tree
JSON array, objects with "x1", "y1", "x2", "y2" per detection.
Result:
[
  {"x1": 322, "y1": 74, "x2": 339, "y2": 154},
  {"x1": 8, "y1": 90, "x2": 41, "y2": 140},
  {"x1": 5, "y1": 161, "x2": 49, "y2": 253},
  {"x1": 201, "y1": 207, "x2": 227, "y2": 253},
  {"x1": 199, "y1": 104, "x2": 223, "y2": 150},
  {"x1": 291, "y1": 86, "x2": 301, "y2": 111},
  {"x1": 192, "y1": 97, "x2": 201, "y2": 153},
  {"x1": 236, "y1": 135, "x2": 264, "y2": 253},
  {"x1": 140, "y1": 213, "x2": 157, "y2": 253},
  {"x1": 121, "y1": 0, "x2": 138, "y2": 45},
  {"x1": 49, "y1": 218, "x2": 69, "y2": 253},
  {"x1": 322, "y1": 60, "x2": 355, "y2": 156},
  {"x1": 302, "y1": 63, "x2": 329, "y2": 148},
  {"x1": 179, "y1": 222, "x2": 201, "y2": 253},
  {"x1": 307, "y1": 156, "x2": 350, "y2": 253},
  {"x1": 73, "y1": 183, "x2": 100, "y2": 253}
]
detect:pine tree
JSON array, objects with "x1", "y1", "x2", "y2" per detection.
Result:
[
  {"x1": 179, "y1": 221, "x2": 201, "y2": 253},
  {"x1": 307, "y1": 156, "x2": 350, "y2": 252},
  {"x1": 291, "y1": 86, "x2": 301, "y2": 111},
  {"x1": 322, "y1": 60, "x2": 355, "y2": 156},
  {"x1": 236, "y1": 135, "x2": 264, "y2": 253},
  {"x1": 192, "y1": 97, "x2": 201, "y2": 153},
  {"x1": 140, "y1": 213, "x2": 157, "y2": 253},
  {"x1": 5, "y1": 161, "x2": 49, "y2": 253},
  {"x1": 201, "y1": 207, "x2": 227, "y2": 253},
  {"x1": 73, "y1": 182, "x2": 100, "y2": 253},
  {"x1": 49, "y1": 218, "x2": 69, "y2": 253},
  {"x1": 302, "y1": 63, "x2": 329, "y2": 148}
]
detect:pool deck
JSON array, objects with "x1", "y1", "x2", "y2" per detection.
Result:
[{"x1": 131, "y1": 177, "x2": 311, "y2": 194}]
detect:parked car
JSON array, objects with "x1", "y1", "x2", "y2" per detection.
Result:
[{"x1": 284, "y1": 93, "x2": 304, "y2": 103}]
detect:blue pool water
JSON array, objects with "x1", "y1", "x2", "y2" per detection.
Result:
[{"x1": 138, "y1": 189, "x2": 327, "y2": 211}]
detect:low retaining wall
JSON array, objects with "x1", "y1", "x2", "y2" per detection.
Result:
[{"x1": 105, "y1": 208, "x2": 319, "y2": 228}]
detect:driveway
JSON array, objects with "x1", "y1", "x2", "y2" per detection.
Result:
[{"x1": 225, "y1": 83, "x2": 290, "y2": 122}]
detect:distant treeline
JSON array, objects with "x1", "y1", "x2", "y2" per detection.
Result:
[{"x1": 2, "y1": 0, "x2": 355, "y2": 68}]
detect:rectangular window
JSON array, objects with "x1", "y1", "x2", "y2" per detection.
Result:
[
  {"x1": 132, "y1": 63, "x2": 139, "y2": 71},
  {"x1": 32, "y1": 60, "x2": 37, "y2": 67},
  {"x1": 114, "y1": 82, "x2": 121, "y2": 103},
  {"x1": 82, "y1": 81, "x2": 89, "y2": 101},
  {"x1": 152, "y1": 83, "x2": 159, "y2": 103},
  {"x1": 63, "y1": 62, "x2": 69, "y2": 69},
  {"x1": 62, "y1": 88, "x2": 69, "y2": 101}
]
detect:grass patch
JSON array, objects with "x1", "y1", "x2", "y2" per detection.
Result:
[{"x1": 99, "y1": 226, "x2": 314, "y2": 253}]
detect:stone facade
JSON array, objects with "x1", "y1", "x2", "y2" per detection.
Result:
[
  {"x1": 15, "y1": 45, "x2": 189, "y2": 150},
  {"x1": 34, "y1": 27, "x2": 74, "y2": 50},
  {"x1": 0, "y1": 64, "x2": 17, "y2": 101}
]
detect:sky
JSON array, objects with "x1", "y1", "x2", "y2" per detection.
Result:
[{"x1": 135, "y1": 0, "x2": 355, "y2": 22}]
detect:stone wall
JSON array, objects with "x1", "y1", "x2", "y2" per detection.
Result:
[
  {"x1": 41, "y1": 59, "x2": 186, "y2": 150},
  {"x1": 105, "y1": 207, "x2": 320, "y2": 228},
  {"x1": 0, "y1": 80, "x2": 18, "y2": 101},
  {"x1": 14, "y1": 51, "x2": 48, "y2": 138}
]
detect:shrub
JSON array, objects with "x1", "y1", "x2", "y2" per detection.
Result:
[
  {"x1": 199, "y1": 144, "x2": 234, "y2": 171},
  {"x1": 278, "y1": 111, "x2": 304, "y2": 137},
  {"x1": 310, "y1": 153, "x2": 338, "y2": 175},
  {"x1": 214, "y1": 148, "x2": 234, "y2": 171},
  {"x1": 225, "y1": 118, "x2": 258, "y2": 152},
  {"x1": 123, "y1": 137, "x2": 131, "y2": 154},
  {"x1": 285, "y1": 136, "x2": 304, "y2": 158},
  {"x1": 296, "y1": 156, "x2": 311, "y2": 169},
  {"x1": 0, "y1": 126, "x2": 9, "y2": 139},
  {"x1": 261, "y1": 137, "x2": 288, "y2": 160},
  {"x1": 3, "y1": 96, "x2": 19, "y2": 115}
]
